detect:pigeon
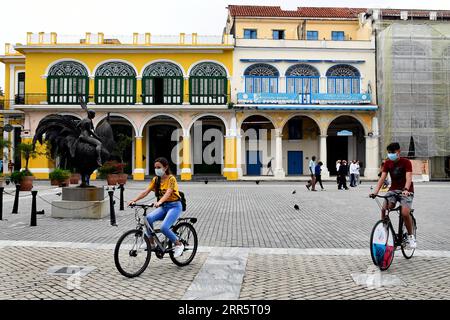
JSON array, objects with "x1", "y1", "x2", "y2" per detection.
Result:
[
  {"x1": 294, "y1": 204, "x2": 300, "y2": 210},
  {"x1": 292, "y1": 190, "x2": 296, "y2": 194},
  {"x1": 204, "y1": 179, "x2": 208, "y2": 184},
  {"x1": 256, "y1": 180, "x2": 260, "y2": 185}
]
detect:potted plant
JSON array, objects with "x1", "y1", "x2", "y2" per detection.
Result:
[
  {"x1": 10, "y1": 169, "x2": 34, "y2": 191},
  {"x1": 111, "y1": 133, "x2": 132, "y2": 184},
  {"x1": 49, "y1": 168, "x2": 71, "y2": 187},
  {"x1": 13, "y1": 142, "x2": 40, "y2": 190},
  {"x1": 97, "y1": 161, "x2": 118, "y2": 185},
  {"x1": 115, "y1": 162, "x2": 127, "y2": 185},
  {"x1": 69, "y1": 171, "x2": 81, "y2": 184}
]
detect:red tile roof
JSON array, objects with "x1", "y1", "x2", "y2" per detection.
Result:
[
  {"x1": 227, "y1": 5, "x2": 450, "y2": 19},
  {"x1": 227, "y1": 5, "x2": 367, "y2": 19}
]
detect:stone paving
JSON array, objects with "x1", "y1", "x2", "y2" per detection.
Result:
[
  {"x1": 0, "y1": 246, "x2": 208, "y2": 300},
  {"x1": 240, "y1": 254, "x2": 450, "y2": 300},
  {"x1": 1, "y1": 181, "x2": 450, "y2": 250},
  {"x1": 1, "y1": 180, "x2": 449, "y2": 300}
]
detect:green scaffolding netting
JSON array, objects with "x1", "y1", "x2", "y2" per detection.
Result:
[{"x1": 377, "y1": 22, "x2": 450, "y2": 158}]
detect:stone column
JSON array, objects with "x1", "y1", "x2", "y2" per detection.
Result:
[
  {"x1": 274, "y1": 129, "x2": 285, "y2": 178},
  {"x1": 223, "y1": 116, "x2": 238, "y2": 180},
  {"x1": 236, "y1": 132, "x2": 243, "y2": 178},
  {"x1": 181, "y1": 132, "x2": 192, "y2": 181},
  {"x1": 364, "y1": 134, "x2": 379, "y2": 179},
  {"x1": 2, "y1": 119, "x2": 9, "y2": 174},
  {"x1": 133, "y1": 136, "x2": 145, "y2": 180},
  {"x1": 319, "y1": 135, "x2": 330, "y2": 178}
]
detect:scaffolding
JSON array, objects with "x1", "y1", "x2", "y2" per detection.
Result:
[{"x1": 376, "y1": 22, "x2": 450, "y2": 178}]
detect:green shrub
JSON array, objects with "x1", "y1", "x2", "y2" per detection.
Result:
[
  {"x1": 49, "y1": 168, "x2": 71, "y2": 182},
  {"x1": 10, "y1": 170, "x2": 33, "y2": 184}
]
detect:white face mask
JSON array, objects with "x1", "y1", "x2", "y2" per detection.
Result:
[{"x1": 155, "y1": 168, "x2": 165, "y2": 177}]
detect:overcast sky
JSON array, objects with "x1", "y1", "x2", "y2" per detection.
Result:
[{"x1": 2, "y1": 0, "x2": 450, "y2": 90}]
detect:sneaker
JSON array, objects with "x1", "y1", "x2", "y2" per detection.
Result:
[
  {"x1": 407, "y1": 235, "x2": 417, "y2": 249},
  {"x1": 173, "y1": 243, "x2": 185, "y2": 257}
]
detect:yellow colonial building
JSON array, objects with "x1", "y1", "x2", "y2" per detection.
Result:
[
  {"x1": 1, "y1": 5, "x2": 381, "y2": 181},
  {"x1": 1, "y1": 32, "x2": 238, "y2": 180}
]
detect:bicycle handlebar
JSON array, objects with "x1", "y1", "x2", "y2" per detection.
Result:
[
  {"x1": 369, "y1": 190, "x2": 408, "y2": 199},
  {"x1": 128, "y1": 203, "x2": 155, "y2": 209}
]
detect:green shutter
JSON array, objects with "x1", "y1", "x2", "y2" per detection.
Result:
[
  {"x1": 189, "y1": 76, "x2": 227, "y2": 105},
  {"x1": 95, "y1": 76, "x2": 136, "y2": 105}
]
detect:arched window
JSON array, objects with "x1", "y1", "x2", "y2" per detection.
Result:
[
  {"x1": 285, "y1": 64, "x2": 320, "y2": 103},
  {"x1": 142, "y1": 62, "x2": 183, "y2": 105},
  {"x1": 244, "y1": 63, "x2": 279, "y2": 93},
  {"x1": 95, "y1": 61, "x2": 136, "y2": 104},
  {"x1": 189, "y1": 62, "x2": 227, "y2": 104},
  {"x1": 326, "y1": 64, "x2": 360, "y2": 94},
  {"x1": 47, "y1": 61, "x2": 89, "y2": 104}
]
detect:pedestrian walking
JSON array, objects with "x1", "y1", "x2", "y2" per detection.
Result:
[
  {"x1": 336, "y1": 160, "x2": 341, "y2": 184},
  {"x1": 313, "y1": 161, "x2": 325, "y2": 191},
  {"x1": 349, "y1": 160, "x2": 358, "y2": 187},
  {"x1": 338, "y1": 160, "x2": 349, "y2": 190},
  {"x1": 305, "y1": 156, "x2": 317, "y2": 191},
  {"x1": 355, "y1": 160, "x2": 361, "y2": 185}
]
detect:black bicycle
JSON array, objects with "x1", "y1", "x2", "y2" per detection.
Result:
[
  {"x1": 114, "y1": 203, "x2": 198, "y2": 278},
  {"x1": 369, "y1": 190, "x2": 417, "y2": 271}
]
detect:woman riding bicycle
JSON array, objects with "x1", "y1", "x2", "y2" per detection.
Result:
[{"x1": 128, "y1": 157, "x2": 184, "y2": 257}]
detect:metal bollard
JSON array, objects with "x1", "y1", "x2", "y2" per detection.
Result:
[
  {"x1": 12, "y1": 184, "x2": 20, "y2": 214},
  {"x1": 30, "y1": 190, "x2": 38, "y2": 226},
  {"x1": 0, "y1": 187, "x2": 4, "y2": 220},
  {"x1": 119, "y1": 184, "x2": 124, "y2": 211},
  {"x1": 108, "y1": 188, "x2": 117, "y2": 226}
]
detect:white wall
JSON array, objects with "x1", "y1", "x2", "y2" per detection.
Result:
[{"x1": 231, "y1": 40, "x2": 376, "y2": 103}]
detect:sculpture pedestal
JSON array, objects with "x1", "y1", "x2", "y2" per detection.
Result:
[{"x1": 51, "y1": 187, "x2": 108, "y2": 219}]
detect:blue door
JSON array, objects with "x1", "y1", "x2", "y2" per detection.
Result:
[
  {"x1": 246, "y1": 151, "x2": 262, "y2": 176},
  {"x1": 288, "y1": 151, "x2": 303, "y2": 175}
]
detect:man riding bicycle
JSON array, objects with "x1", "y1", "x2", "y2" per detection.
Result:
[{"x1": 370, "y1": 142, "x2": 416, "y2": 249}]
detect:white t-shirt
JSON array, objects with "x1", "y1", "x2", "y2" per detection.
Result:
[
  {"x1": 336, "y1": 163, "x2": 341, "y2": 172},
  {"x1": 309, "y1": 160, "x2": 316, "y2": 174},
  {"x1": 350, "y1": 163, "x2": 359, "y2": 174}
]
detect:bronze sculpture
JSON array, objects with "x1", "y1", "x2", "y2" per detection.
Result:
[{"x1": 33, "y1": 96, "x2": 115, "y2": 187}]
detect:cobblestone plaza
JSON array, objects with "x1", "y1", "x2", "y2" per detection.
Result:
[{"x1": 1, "y1": 181, "x2": 449, "y2": 300}]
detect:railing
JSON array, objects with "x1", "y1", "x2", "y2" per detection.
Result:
[
  {"x1": 25, "y1": 32, "x2": 234, "y2": 46},
  {"x1": 4, "y1": 43, "x2": 20, "y2": 55},
  {"x1": 4, "y1": 93, "x2": 232, "y2": 106},
  {"x1": 237, "y1": 92, "x2": 372, "y2": 105}
]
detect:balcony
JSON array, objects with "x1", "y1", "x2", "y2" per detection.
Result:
[
  {"x1": 236, "y1": 92, "x2": 376, "y2": 111},
  {"x1": 4, "y1": 93, "x2": 231, "y2": 108}
]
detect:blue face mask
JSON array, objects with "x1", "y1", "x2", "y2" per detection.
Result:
[
  {"x1": 387, "y1": 153, "x2": 399, "y2": 161},
  {"x1": 155, "y1": 168, "x2": 165, "y2": 177}
]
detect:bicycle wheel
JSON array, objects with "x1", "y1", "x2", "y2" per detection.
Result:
[
  {"x1": 370, "y1": 220, "x2": 395, "y2": 271},
  {"x1": 401, "y1": 214, "x2": 417, "y2": 259},
  {"x1": 169, "y1": 222, "x2": 198, "y2": 267},
  {"x1": 114, "y1": 229, "x2": 151, "y2": 278}
]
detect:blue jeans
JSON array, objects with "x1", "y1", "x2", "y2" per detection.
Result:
[{"x1": 146, "y1": 201, "x2": 182, "y2": 243}]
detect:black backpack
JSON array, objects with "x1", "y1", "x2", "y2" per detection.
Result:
[
  {"x1": 179, "y1": 191, "x2": 187, "y2": 212},
  {"x1": 156, "y1": 176, "x2": 186, "y2": 212}
]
